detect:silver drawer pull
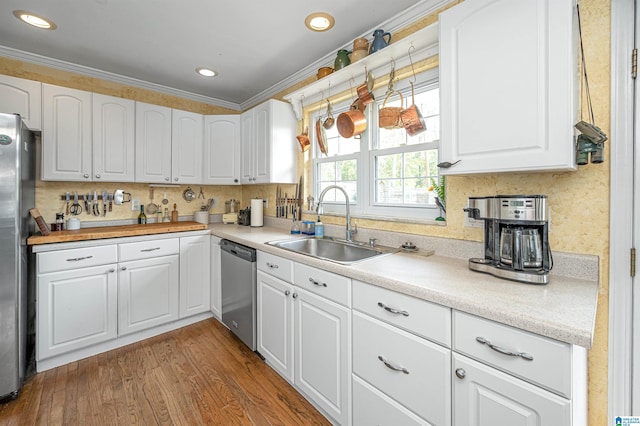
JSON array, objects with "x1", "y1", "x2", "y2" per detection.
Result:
[
  {"x1": 108, "y1": 268, "x2": 115, "y2": 273},
  {"x1": 66, "y1": 255, "x2": 93, "y2": 262},
  {"x1": 266, "y1": 262, "x2": 279, "y2": 269},
  {"x1": 308, "y1": 277, "x2": 327, "y2": 287},
  {"x1": 377, "y1": 302, "x2": 409, "y2": 317},
  {"x1": 475, "y1": 337, "x2": 534, "y2": 361},
  {"x1": 140, "y1": 247, "x2": 161, "y2": 252},
  {"x1": 378, "y1": 355, "x2": 409, "y2": 374}
]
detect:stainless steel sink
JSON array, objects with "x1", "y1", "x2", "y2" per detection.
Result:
[{"x1": 266, "y1": 237, "x2": 397, "y2": 265}]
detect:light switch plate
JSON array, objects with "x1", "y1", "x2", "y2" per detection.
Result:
[{"x1": 131, "y1": 198, "x2": 140, "y2": 211}]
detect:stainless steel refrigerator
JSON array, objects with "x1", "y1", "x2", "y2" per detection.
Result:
[{"x1": 0, "y1": 113, "x2": 35, "y2": 401}]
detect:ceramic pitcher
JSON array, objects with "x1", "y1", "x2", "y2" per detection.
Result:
[
  {"x1": 334, "y1": 49, "x2": 351, "y2": 70},
  {"x1": 370, "y1": 29, "x2": 391, "y2": 54}
]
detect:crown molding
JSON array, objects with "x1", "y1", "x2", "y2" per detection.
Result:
[
  {"x1": 240, "y1": 0, "x2": 453, "y2": 110},
  {"x1": 0, "y1": 45, "x2": 242, "y2": 111}
]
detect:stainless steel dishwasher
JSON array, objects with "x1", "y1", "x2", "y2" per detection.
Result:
[{"x1": 220, "y1": 239, "x2": 257, "y2": 350}]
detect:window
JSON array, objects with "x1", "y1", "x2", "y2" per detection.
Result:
[{"x1": 312, "y1": 70, "x2": 442, "y2": 221}]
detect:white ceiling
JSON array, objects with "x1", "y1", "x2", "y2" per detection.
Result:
[{"x1": 0, "y1": 0, "x2": 442, "y2": 110}]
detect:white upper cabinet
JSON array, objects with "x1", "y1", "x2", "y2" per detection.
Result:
[
  {"x1": 135, "y1": 102, "x2": 172, "y2": 183},
  {"x1": 42, "y1": 84, "x2": 93, "y2": 181},
  {"x1": 93, "y1": 94, "x2": 135, "y2": 182},
  {"x1": 203, "y1": 115, "x2": 241, "y2": 185},
  {"x1": 241, "y1": 99, "x2": 297, "y2": 184},
  {"x1": 171, "y1": 109, "x2": 203, "y2": 184},
  {"x1": 439, "y1": 0, "x2": 577, "y2": 175},
  {"x1": 0, "y1": 74, "x2": 42, "y2": 130}
]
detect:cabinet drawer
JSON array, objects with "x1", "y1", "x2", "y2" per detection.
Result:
[
  {"x1": 352, "y1": 311, "x2": 451, "y2": 425},
  {"x1": 119, "y1": 238, "x2": 179, "y2": 261},
  {"x1": 38, "y1": 245, "x2": 118, "y2": 273},
  {"x1": 453, "y1": 311, "x2": 572, "y2": 398},
  {"x1": 257, "y1": 251, "x2": 293, "y2": 283},
  {"x1": 294, "y1": 263, "x2": 350, "y2": 307},
  {"x1": 352, "y1": 375, "x2": 430, "y2": 426},
  {"x1": 353, "y1": 280, "x2": 451, "y2": 347}
]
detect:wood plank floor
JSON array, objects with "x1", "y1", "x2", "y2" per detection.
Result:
[{"x1": 0, "y1": 318, "x2": 331, "y2": 425}]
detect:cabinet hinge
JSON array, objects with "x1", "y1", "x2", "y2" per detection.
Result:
[
  {"x1": 631, "y1": 248, "x2": 636, "y2": 277},
  {"x1": 632, "y1": 49, "x2": 638, "y2": 79}
]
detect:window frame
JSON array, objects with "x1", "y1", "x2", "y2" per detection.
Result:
[{"x1": 311, "y1": 68, "x2": 442, "y2": 222}]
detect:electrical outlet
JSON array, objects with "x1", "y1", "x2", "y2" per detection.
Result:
[
  {"x1": 263, "y1": 198, "x2": 268, "y2": 209},
  {"x1": 131, "y1": 198, "x2": 140, "y2": 211},
  {"x1": 464, "y1": 215, "x2": 484, "y2": 229}
]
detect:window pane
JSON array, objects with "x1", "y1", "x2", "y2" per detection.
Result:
[
  {"x1": 323, "y1": 117, "x2": 360, "y2": 156},
  {"x1": 403, "y1": 151, "x2": 427, "y2": 178},
  {"x1": 403, "y1": 178, "x2": 430, "y2": 204},
  {"x1": 317, "y1": 159, "x2": 357, "y2": 204},
  {"x1": 376, "y1": 86, "x2": 440, "y2": 148},
  {"x1": 376, "y1": 154, "x2": 402, "y2": 179},
  {"x1": 319, "y1": 162, "x2": 335, "y2": 181},
  {"x1": 376, "y1": 179, "x2": 402, "y2": 204}
]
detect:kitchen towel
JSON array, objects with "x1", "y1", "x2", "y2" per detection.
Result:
[{"x1": 250, "y1": 199, "x2": 263, "y2": 227}]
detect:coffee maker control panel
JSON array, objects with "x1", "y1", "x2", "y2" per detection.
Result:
[{"x1": 498, "y1": 196, "x2": 547, "y2": 222}]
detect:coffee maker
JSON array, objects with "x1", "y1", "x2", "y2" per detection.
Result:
[{"x1": 464, "y1": 195, "x2": 552, "y2": 284}]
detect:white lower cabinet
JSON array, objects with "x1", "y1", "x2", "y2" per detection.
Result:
[
  {"x1": 118, "y1": 255, "x2": 180, "y2": 336},
  {"x1": 35, "y1": 233, "x2": 212, "y2": 371},
  {"x1": 257, "y1": 252, "x2": 351, "y2": 425},
  {"x1": 352, "y1": 311, "x2": 451, "y2": 425},
  {"x1": 37, "y1": 263, "x2": 118, "y2": 360},
  {"x1": 179, "y1": 235, "x2": 211, "y2": 318},
  {"x1": 257, "y1": 270, "x2": 294, "y2": 382},
  {"x1": 294, "y1": 287, "x2": 350, "y2": 425},
  {"x1": 453, "y1": 354, "x2": 571, "y2": 425}
]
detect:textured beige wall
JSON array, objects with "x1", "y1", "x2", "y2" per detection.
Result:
[{"x1": 2, "y1": 0, "x2": 610, "y2": 422}]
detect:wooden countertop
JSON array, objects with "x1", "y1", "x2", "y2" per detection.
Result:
[{"x1": 27, "y1": 221, "x2": 208, "y2": 245}]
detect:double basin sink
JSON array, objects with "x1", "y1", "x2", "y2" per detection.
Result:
[{"x1": 266, "y1": 236, "x2": 398, "y2": 265}]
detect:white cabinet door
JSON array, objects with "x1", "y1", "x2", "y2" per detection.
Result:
[
  {"x1": 37, "y1": 264, "x2": 118, "y2": 360},
  {"x1": 0, "y1": 75, "x2": 41, "y2": 130},
  {"x1": 294, "y1": 287, "x2": 350, "y2": 425},
  {"x1": 135, "y1": 102, "x2": 172, "y2": 183},
  {"x1": 92, "y1": 94, "x2": 135, "y2": 182},
  {"x1": 171, "y1": 109, "x2": 203, "y2": 184},
  {"x1": 240, "y1": 99, "x2": 297, "y2": 184},
  {"x1": 240, "y1": 109, "x2": 255, "y2": 184},
  {"x1": 179, "y1": 235, "x2": 211, "y2": 318},
  {"x1": 257, "y1": 270, "x2": 294, "y2": 383},
  {"x1": 439, "y1": 0, "x2": 577, "y2": 175},
  {"x1": 203, "y1": 115, "x2": 241, "y2": 185},
  {"x1": 453, "y1": 354, "x2": 571, "y2": 426},
  {"x1": 42, "y1": 84, "x2": 92, "y2": 181},
  {"x1": 118, "y1": 255, "x2": 179, "y2": 336},
  {"x1": 210, "y1": 236, "x2": 222, "y2": 319},
  {"x1": 252, "y1": 102, "x2": 271, "y2": 183}
]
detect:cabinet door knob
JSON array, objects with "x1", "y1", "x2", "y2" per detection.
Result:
[
  {"x1": 174, "y1": 177, "x2": 179, "y2": 181},
  {"x1": 165, "y1": 177, "x2": 170, "y2": 181},
  {"x1": 121, "y1": 266, "x2": 127, "y2": 271},
  {"x1": 95, "y1": 174, "x2": 101, "y2": 179},
  {"x1": 284, "y1": 290, "x2": 291, "y2": 296},
  {"x1": 234, "y1": 179, "x2": 239, "y2": 183},
  {"x1": 455, "y1": 368, "x2": 466, "y2": 379},
  {"x1": 108, "y1": 268, "x2": 115, "y2": 273},
  {"x1": 84, "y1": 173, "x2": 90, "y2": 178},
  {"x1": 292, "y1": 293, "x2": 298, "y2": 299}
]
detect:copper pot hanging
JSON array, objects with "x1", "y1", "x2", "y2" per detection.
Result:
[
  {"x1": 400, "y1": 82, "x2": 426, "y2": 136},
  {"x1": 337, "y1": 98, "x2": 367, "y2": 138}
]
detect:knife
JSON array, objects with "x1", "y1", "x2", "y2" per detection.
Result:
[
  {"x1": 285, "y1": 192, "x2": 288, "y2": 218},
  {"x1": 85, "y1": 193, "x2": 90, "y2": 214},
  {"x1": 65, "y1": 192, "x2": 70, "y2": 215},
  {"x1": 102, "y1": 190, "x2": 108, "y2": 216}
]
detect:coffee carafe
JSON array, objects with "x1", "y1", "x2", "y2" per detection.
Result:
[{"x1": 464, "y1": 195, "x2": 552, "y2": 284}]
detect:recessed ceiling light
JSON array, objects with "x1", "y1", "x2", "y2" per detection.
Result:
[
  {"x1": 13, "y1": 10, "x2": 57, "y2": 30},
  {"x1": 196, "y1": 67, "x2": 217, "y2": 77},
  {"x1": 305, "y1": 12, "x2": 335, "y2": 32}
]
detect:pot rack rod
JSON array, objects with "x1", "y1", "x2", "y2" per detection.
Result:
[{"x1": 284, "y1": 23, "x2": 439, "y2": 120}]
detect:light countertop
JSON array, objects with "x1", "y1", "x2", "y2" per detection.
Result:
[{"x1": 209, "y1": 223, "x2": 599, "y2": 349}]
